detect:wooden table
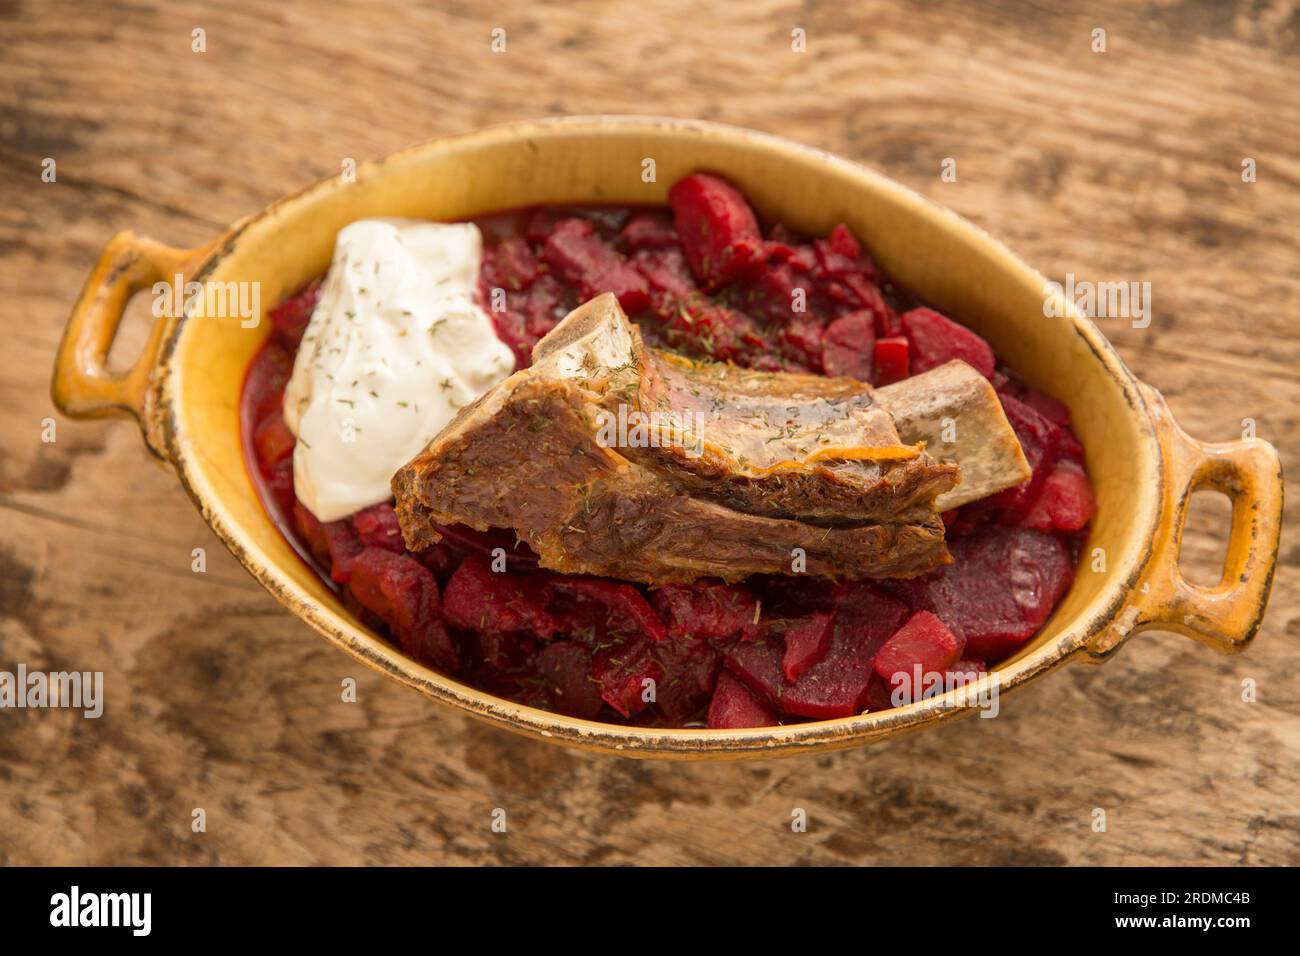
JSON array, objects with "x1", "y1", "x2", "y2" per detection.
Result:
[{"x1": 2, "y1": 0, "x2": 1296, "y2": 866}]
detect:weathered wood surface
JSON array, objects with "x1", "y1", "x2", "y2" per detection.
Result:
[{"x1": 1, "y1": 0, "x2": 1297, "y2": 865}]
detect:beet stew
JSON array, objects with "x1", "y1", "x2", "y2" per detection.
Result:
[{"x1": 241, "y1": 172, "x2": 1095, "y2": 728}]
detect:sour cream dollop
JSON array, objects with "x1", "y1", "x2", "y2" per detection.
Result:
[{"x1": 284, "y1": 219, "x2": 515, "y2": 522}]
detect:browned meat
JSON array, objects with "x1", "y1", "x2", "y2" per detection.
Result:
[{"x1": 392, "y1": 294, "x2": 1017, "y2": 584}]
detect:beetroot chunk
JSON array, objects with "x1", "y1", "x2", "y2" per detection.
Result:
[
  {"x1": 591, "y1": 637, "x2": 662, "y2": 717},
  {"x1": 441, "y1": 556, "x2": 560, "y2": 639},
  {"x1": 652, "y1": 582, "x2": 758, "y2": 642},
  {"x1": 1019, "y1": 460, "x2": 1096, "y2": 532},
  {"x1": 347, "y1": 547, "x2": 457, "y2": 671},
  {"x1": 351, "y1": 501, "x2": 405, "y2": 554},
  {"x1": 707, "y1": 671, "x2": 780, "y2": 729},
  {"x1": 985, "y1": 392, "x2": 1069, "y2": 515},
  {"x1": 888, "y1": 526, "x2": 1074, "y2": 661},
  {"x1": 620, "y1": 213, "x2": 680, "y2": 252},
  {"x1": 821, "y1": 310, "x2": 876, "y2": 381},
  {"x1": 780, "y1": 611, "x2": 836, "y2": 682},
  {"x1": 243, "y1": 341, "x2": 295, "y2": 425},
  {"x1": 550, "y1": 577, "x2": 667, "y2": 644},
  {"x1": 292, "y1": 501, "x2": 364, "y2": 583},
  {"x1": 726, "y1": 585, "x2": 908, "y2": 719},
  {"x1": 873, "y1": 336, "x2": 909, "y2": 385},
  {"x1": 253, "y1": 411, "x2": 295, "y2": 470},
  {"x1": 653, "y1": 635, "x2": 723, "y2": 724},
  {"x1": 901, "y1": 307, "x2": 995, "y2": 379},
  {"x1": 268, "y1": 278, "x2": 321, "y2": 350},
  {"x1": 536, "y1": 642, "x2": 604, "y2": 719},
  {"x1": 482, "y1": 236, "x2": 541, "y2": 292},
  {"x1": 872, "y1": 610, "x2": 964, "y2": 685},
  {"x1": 668, "y1": 172, "x2": 765, "y2": 288},
  {"x1": 541, "y1": 218, "x2": 651, "y2": 313}
]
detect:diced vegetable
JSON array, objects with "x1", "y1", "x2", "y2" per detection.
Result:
[
  {"x1": 872, "y1": 610, "x2": 964, "y2": 683},
  {"x1": 707, "y1": 671, "x2": 780, "y2": 729},
  {"x1": 541, "y1": 218, "x2": 651, "y2": 313},
  {"x1": 668, "y1": 172, "x2": 765, "y2": 288},
  {"x1": 821, "y1": 310, "x2": 876, "y2": 381},
  {"x1": 873, "y1": 336, "x2": 910, "y2": 384},
  {"x1": 901, "y1": 307, "x2": 995, "y2": 379}
]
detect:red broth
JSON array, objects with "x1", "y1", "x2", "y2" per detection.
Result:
[{"x1": 240, "y1": 175, "x2": 1094, "y2": 728}]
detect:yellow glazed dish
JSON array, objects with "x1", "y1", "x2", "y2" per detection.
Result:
[{"x1": 52, "y1": 117, "x2": 1284, "y2": 758}]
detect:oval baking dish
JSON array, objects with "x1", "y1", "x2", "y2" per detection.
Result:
[{"x1": 52, "y1": 117, "x2": 1284, "y2": 758}]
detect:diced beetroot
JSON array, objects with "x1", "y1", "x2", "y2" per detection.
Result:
[
  {"x1": 707, "y1": 671, "x2": 780, "y2": 729},
  {"x1": 985, "y1": 392, "x2": 1067, "y2": 515},
  {"x1": 262, "y1": 455, "x2": 296, "y2": 518},
  {"x1": 652, "y1": 582, "x2": 758, "y2": 642},
  {"x1": 620, "y1": 213, "x2": 680, "y2": 251},
  {"x1": 475, "y1": 629, "x2": 531, "y2": 672},
  {"x1": 825, "y1": 223, "x2": 861, "y2": 260},
  {"x1": 778, "y1": 315, "x2": 827, "y2": 369},
  {"x1": 747, "y1": 261, "x2": 812, "y2": 323},
  {"x1": 779, "y1": 592, "x2": 906, "y2": 719},
  {"x1": 866, "y1": 656, "x2": 986, "y2": 712},
  {"x1": 482, "y1": 236, "x2": 540, "y2": 292},
  {"x1": 668, "y1": 172, "x2": 765, "y2": 288},
  {"x1": 830, "y1": 580, "x2": 912, "y2": 639},
  {"x1": 839, "y1": 275, "x2": 897, "y2": 333},
  {"x1": 659, "y1": 297, "x2": 771, "y2": 366},
  {"x1": 347, "y1": 546, "x2": 457, "y2": 671},
  {"x1": 267, "y1": 278, "x2": 321, "y2": 349},
  {"x1": 591, "y1": 637, "x2": 662, "y2": 717},
  {"x1": 821, "y1": 310, "x2": 876, "y2": 381},
  {"x1": 1018, "y1": 386, "x2": 1071, "y2": 427},
  {"x1": 253, "y1": 410, "x2": 295, "y2": 470},
  {"x1": 441, "y1": 556, "x2": 560, "y2": 639},
  {"x1": 351, "y1": 501, "x2": 405, "y2": 554},
  {"x1": 518, "y1": 273, "x2": 574, "y2": 340},
  {"x1": 536, "y1": 642, "x2": 603, "y2": 719},
  {"x1": 485, "y1": 306, "x2": 537, "y2": 369},
  {"x1": 653, "y1": 635, "x2": 723, "y2": 724},
  {"x1": 901, "y1": 307, "x2": 995, "y2": 379},
  {"x1": 541, "y1": 218, "x2": 651, "y2": 313},
  {"x1": 723, "y1": 636, "x2": 787, "y2": 709},
  {"x1": 549, "y1": 577, "x2": 667, "y2": 644},
  {"x1": 872, "y1": 610, "x2": 964, "y2": 683},
  {"x1": 633, "y1": 247, "x2": 700, "y2": 300},
  {"x1": 1019, "y1": 460, "x2": 1096, "y2": 532},
  {"x1": 727, "y1": 585, "x2": 908, "y2": 719},
  {"x1": 243, "y1": 341, "x2": 295, "y2": 425},
  {"x1": 780, "y1": 610, "x2": 836, "y2": 682},
  {"x1": 873, "y1": 336, "x2": 909, "y2": 385},
  {"x1": 524, "y1": 208, "x2": 564, "y2": 246},
  {"x1": 949, "y1": 658, "x2": 987, "y2": 678},
  {"x1": 864, "y1": 674, "x2": 894, "y2": 712},
  {"x1": 292, "y1": 500, "x2": 364, "y2": 583},
  {"x1": 887, "y1": 526, "x2": 1074, "y2": 661}
]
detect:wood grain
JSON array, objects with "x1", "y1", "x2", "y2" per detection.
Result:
[{"x1": 1, "y1": 0, "x2": 1297, "y2": 866}]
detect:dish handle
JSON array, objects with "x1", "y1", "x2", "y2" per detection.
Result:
[
  {"x1": 51, "y1": 230, "x2": 210, "y2": 459},
  {"x1": 1090, "y1": 385, "x2": 1284, "y2": 657}
]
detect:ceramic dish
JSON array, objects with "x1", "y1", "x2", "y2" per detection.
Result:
[{"x1": 52, "y1": 116, "x2": 1284, "y2": 758}]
